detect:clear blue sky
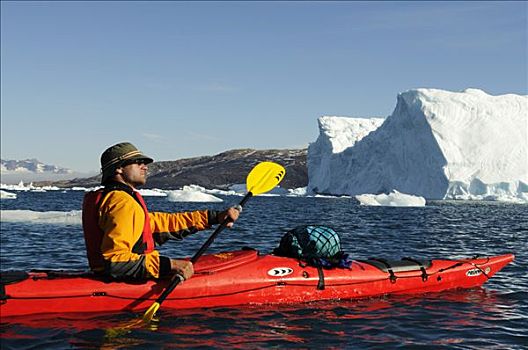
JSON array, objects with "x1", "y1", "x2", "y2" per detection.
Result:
[{"x1": 1, "y1": 1, "x2": 526, "y2": 172}]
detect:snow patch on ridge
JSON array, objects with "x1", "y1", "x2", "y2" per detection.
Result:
[{"x1": 308, "y1": 88, "x2": 528, "y2": 202}]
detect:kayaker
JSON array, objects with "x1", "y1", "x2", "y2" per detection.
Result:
[{"x1": 81, "y1": 142, "x2": 240, "y2": 281}]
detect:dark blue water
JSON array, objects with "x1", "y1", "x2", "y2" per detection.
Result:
[{"x1": 1, "y1": 191, "x2": 527, "y2": 349}]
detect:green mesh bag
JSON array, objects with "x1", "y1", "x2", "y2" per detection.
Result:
[{"x1": 274, "y1": 225, "x2": 343, "y2": 266}]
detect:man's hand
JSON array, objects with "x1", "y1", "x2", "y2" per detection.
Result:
[
  {"x1": 170, "y1": 259, "x2": 194, "y2": 280},
  {"x1": 216, "y1": 206, "x2": 241, "y2": 228}
]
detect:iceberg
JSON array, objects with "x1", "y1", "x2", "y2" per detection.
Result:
[
  {"x1": 166, "y1": 186, "x2": 223, "y2": 203},
  {"x1": 228, "y1": 183, "x2": 288, "y2": 196},
  {"x1": 0, "y1": 181, "x2": 31, "y2": 191},
  {"x1": 308, "y1": 116, "x2": 385, "y2": 194},
  {"x1": 355, "y1": 190, "x2": 426, "y2": 207},
  {"x1": 308, "y1": 89, "x2": 528, "y2": 202},
  {"x1": 287, "y1": 187, "x2": 308, "y2": 197},
  {"x1": 0, "y1": 181, "x2": 61, "y2": 192},
  {"x1": 137, "y1": 188, "x2": 167, "y2": 197},
  {"x1": 0, "y1": 190, "x2": 17, "y2": 199},
  {"x1": 0, "y1": 210, "x2": 82, "y2": 225}
]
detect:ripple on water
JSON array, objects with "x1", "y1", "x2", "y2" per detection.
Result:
[{"x1": 0, "y1": 193, "x2": 526, "y2": 349}]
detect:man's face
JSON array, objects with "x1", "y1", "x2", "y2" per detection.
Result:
[{"x1": 118, "y1": 159, "x2": 149, "y2": 187}]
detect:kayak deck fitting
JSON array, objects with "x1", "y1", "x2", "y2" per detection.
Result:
[{"x1": 0, "y1": 249, "x2": 515, "y2": 317}]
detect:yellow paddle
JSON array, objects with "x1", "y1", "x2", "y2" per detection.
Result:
[{"x1": 141, "y1": 161, "x2": 286, "y2": 323}]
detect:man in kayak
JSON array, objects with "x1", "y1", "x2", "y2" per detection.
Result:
[{"x1": 82, "y1": 142, "x2": 240, "y2": 281}]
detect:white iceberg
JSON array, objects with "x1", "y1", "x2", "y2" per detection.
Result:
[
  {"x1": 30, "y1": 188, "x2": 47, "y2": 193},
  {"x1": 355, "y1": 190, "x2": 426, "y2": 207},
  {"x1": 228, "y1": 184, "x2": 246, "y2": 194},
  {"x1": 308, "y1": 116, "x2": 385, "y2": 195},
  {"x1": 287, "y1": 187, "x2": 308, "y2": 196},
  {"x1": 0, "y1": 181, "x2": 62, "y2": 192},
  {"x1": 0, "y1": 190, "x2": 17, "y2": 199},
  {"x1": 138, "y1": 188, "x2": 167, "y2": 197},
  {"x1": 166, "y1": 186, "x2": 223, "y2": 202},
  {"x1": 228, "y1": 183, "x2": 288, "y2": 196},
  {"x1": 0, "y1": 181, "x2": 31, "y2": 191},
  {"x1": 308, "y1": 89, "x2": 528, "y2": 203},
  {"x1": 0, "y1": 210, "x2": 82, "y2": 225}
]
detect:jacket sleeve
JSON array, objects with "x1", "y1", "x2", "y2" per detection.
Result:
[
  {"x1": 149, "y1": 210, "x2": 219, "y2": 245},
  {"x1": 98, "y1": 191, "x2": 167, "y2": 279}
]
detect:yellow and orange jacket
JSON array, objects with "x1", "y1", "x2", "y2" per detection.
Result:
[{"x1": 82, "y1": 181, "x2": 218, "y2": 279}]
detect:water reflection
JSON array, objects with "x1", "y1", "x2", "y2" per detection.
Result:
[
  {"x1": 1, "y1": 193, "x2": 526, "y2": 349},
  {"x1": 2, "y1": 287, "x2": 524, "y2": 349}
]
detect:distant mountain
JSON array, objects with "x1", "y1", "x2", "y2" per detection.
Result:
[
  {"x1": 1, "y1": 158, "x2": 73, "y2": 174},
  {"x1": 0, "y1": 159, "x2": 89, "y2": 184},
  {"x1": 37, "y1": 148, "x2": 308, "y2": 189}
]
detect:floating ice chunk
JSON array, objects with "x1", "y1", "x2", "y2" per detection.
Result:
[
  {"x1": 166, "y1": 186, "x2": 223, "y2": 202},
  {"x1": 228, "y1": 183, "x2": 287, "y2": 196},
  {"x1": 184, "y1": 185, "x2": 238, "y2": 196},
  {"x1": 228, "y1": 184, "x2": 246, "y2": 194},
  {"x1": 0, "y1": 190, "x2": 17, "y2": 199},
  {"x1": 0, "y1": 210, "x2": 82, "y2": 225},
  {"x1": 0, "y1": 181, "x2": 30, "y2": 191},
  {"x1": 1, "y1": 181, "x2": 61, "y2": 192},
  {"x1": 355, "y1": 190, "x2": 426, "y2": 207},
  {"x1": 137, "y1": 188, "x2": 167, "y2": 197},
  {"x1": 288, "y1": 187, "x2": 308, "y2": 196},
  {"x1": 206, "y1": 188, "x2": 239, "y2": 196},
  {"x1": 30, "y1": 188, "x2": 47, "y2": 193}
]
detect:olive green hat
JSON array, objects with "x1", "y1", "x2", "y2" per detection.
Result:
[{"x1": 100, "y1": 142, "x2": 153, "y2": 183}]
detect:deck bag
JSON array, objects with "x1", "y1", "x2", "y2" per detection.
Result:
[{"x1": 273, "y1": 225, "x2": 351, "y2": 290}]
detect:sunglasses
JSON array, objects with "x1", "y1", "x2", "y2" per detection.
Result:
[{"x1": 121, "y1": 159, "x2": 149, "y2": 167}]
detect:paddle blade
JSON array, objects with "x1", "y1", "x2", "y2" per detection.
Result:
[
  {"x1": 142, "y1": 302, "x2": 160, "y2": 323},
  {"x1": 246, "y1": 162, "x2": 286, "y2": 195},
  {"x1": 105, "y1": 317, "x2": 146, "y2": 339},
  {"x1": 105, "y1": 309, "x2": 157, "y2": 339},
  {"x1": 105, "y1": 300, "x2": 160, "y2": 338}
]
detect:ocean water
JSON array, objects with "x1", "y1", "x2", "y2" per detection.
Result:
[{"x1": 1, "y1": 190, "x2": 526, "y2": 349}]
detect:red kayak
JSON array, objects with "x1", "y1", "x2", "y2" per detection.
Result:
[{"x1": 0, "y1": 249, "x2": 514, "y2": 317}]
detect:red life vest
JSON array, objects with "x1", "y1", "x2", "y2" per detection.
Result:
[{"x1": 82, "y1": 188, "x2": 155, "y2": 272}]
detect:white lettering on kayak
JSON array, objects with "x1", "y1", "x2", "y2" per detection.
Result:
[
  {"x1": 267, "y1": 267, "x2": 293, "y2": 277},
  {"x1": 466, "y1": 268, "x2": 482, "y2": 277}
]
